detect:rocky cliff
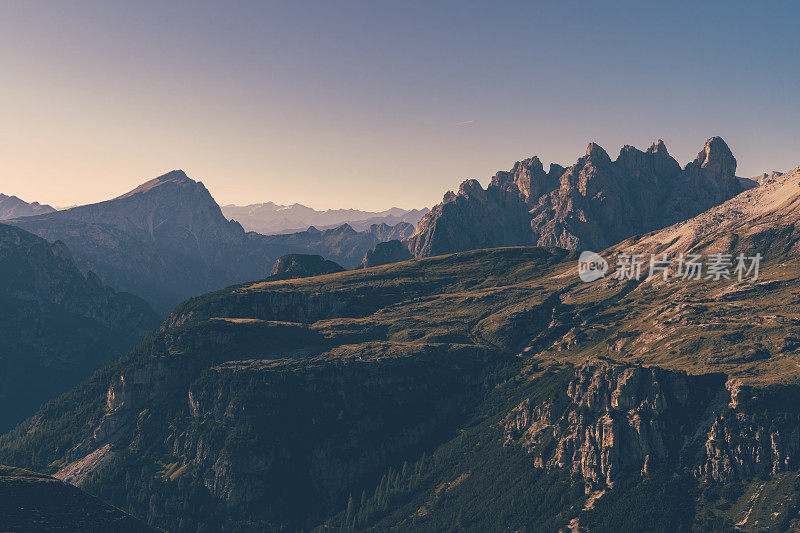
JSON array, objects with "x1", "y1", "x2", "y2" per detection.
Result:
[
  {"x1": 407, "y1": 137, "x2": 744, "y2": 256},
  {"x1": 504, "y1": 362, "x2": 800, "y2": 495}
]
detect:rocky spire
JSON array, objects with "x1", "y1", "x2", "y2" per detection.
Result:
[
  {"x1": 687, "y1": 136, "x2": 737, "y2": 178},
  {"x1": 585, "y1": 142, "x2": 611, "y2": 163}
]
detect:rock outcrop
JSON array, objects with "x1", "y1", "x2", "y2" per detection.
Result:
[
  {"x1": 269, "y1": 253, "x2": 345, "y2": 279},
  {"x1": 505, "y1": 361, "x2": 800, "y2": 492},
  {"x1": 407, "y1": 137, "x2": 744, "y2": 256},
  {"x1": 368, "y1": 221, "x2": 415, "y2": 241},
  {"x1": 359, "y1": 239, "x2": 412, "y2": 268}
]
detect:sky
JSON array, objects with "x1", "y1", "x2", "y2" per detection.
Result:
[{"x1": 0, "y1": 1, "x2": 798, "y2": 210}]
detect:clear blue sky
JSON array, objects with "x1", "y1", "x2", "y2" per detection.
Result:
[{"x1": 1, "y1": 1, "x2": 798, "y2": 209}]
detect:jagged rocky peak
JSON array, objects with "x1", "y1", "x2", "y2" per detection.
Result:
[
  {"x1": 330, "y1": 223, "x2": 357, "y2": 235},
  {"x1": 407, "y1": 136, "x2": 744, "y2": 256},
  {"x1": 615, "y1": 139, "x2": 682, "y2": 178},
  {"x1": 491, "y1": 156, "x2": 546, "y2": 201},
  {"x1": 369, "y1": 221, "x2": 414, "y2": 241},
  {"x1": 647, "y1": 139, "x2": 668, "y2": 154},
  {"x1": 458, "y1": 178, "x2": 485, "y2": 197},
  {"x1": 584, "y1": 141, "x2": 611, "y2": 163},
  {"x1": 688, "y1": 136, "x2": 736, "y2": 176}
]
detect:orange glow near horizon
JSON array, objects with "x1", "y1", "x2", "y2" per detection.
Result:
[{"x1": 1, "y1": 2, "x2": 797, "y2": 211}]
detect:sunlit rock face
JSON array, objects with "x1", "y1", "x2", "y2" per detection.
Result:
[{"x1": 407, "y1": 137, "x2": 743, "y2": 257}]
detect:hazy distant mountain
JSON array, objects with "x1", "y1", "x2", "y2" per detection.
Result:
[
  {"x1": 407, "y1": 137, "x2": 745, "y2": 257},
  {"x1": 221, "y1": 202, "x2": 428, "y2": 234},
  {"x1": 246, "y1": 221, "x2": 415, "y2": 272},
  {"x1": 0, "y1": 222, "x2": 158, "y2": 431},
  {"x1": 0, "y1": 194, "x2": 55, "y2": 219},
  {"x1": 9, "y1": 171, "x2": 411, "y2": 313}
]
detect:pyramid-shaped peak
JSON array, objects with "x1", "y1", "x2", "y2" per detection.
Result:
[
  {"x1": 689, "y1": 137, "x2": 736, "y2": 175},
  {"x1": 115, "y1": 170, "x2": 198, "y2": 200},
  {"x1": 154, "y1": 169, "x2": 192, "y2": 183}
]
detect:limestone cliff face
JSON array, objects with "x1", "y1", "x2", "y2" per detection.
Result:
[
  {"x1": 408, "y1": 137, "x2": 743, "y2": 256},
  {"x1": 504, "y1": 362, "x2": 800, "y2": 492}
]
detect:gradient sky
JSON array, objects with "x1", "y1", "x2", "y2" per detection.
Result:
[{"x1": 1, "y1": 1, "x2": 798, "y2": 210}]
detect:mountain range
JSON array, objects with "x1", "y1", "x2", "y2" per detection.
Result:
[
  {"x1": 8, "y1": 171, "x2": 412, "y2": 313},
  {"x1": 221, "y1": 202, "x2": 428, "y2": 235},
  {"x1": 4, "y1": 162, "x2": 800, "y2": 530},
  {"x1": 3, "y1": 137, "x2": 800, "y2": 531},
  {"x1": 406, "y1": 137, "x2": 745, "y2": 257}
]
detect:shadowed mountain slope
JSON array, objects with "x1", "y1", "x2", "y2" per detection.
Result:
[
  {"x1": 0, "y1": 222, "x2": 159, "y2": 432},
  {"x1": 0, "y1": 465, "x2": 156, "y2": 532}
]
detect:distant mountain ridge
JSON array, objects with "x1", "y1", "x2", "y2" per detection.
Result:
[
  {"x1": 9, "y1": 171, "x2": 411, "y2": 313},
  {"x1": 0, "y1": 194, "x2": 55, "y2": 219},
  {"x1": 221, "y1": 202, "x2": 428, "y2": 234},
  {"x1": 406, "y1": 137, "x2": 746, "y2": 257}
]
